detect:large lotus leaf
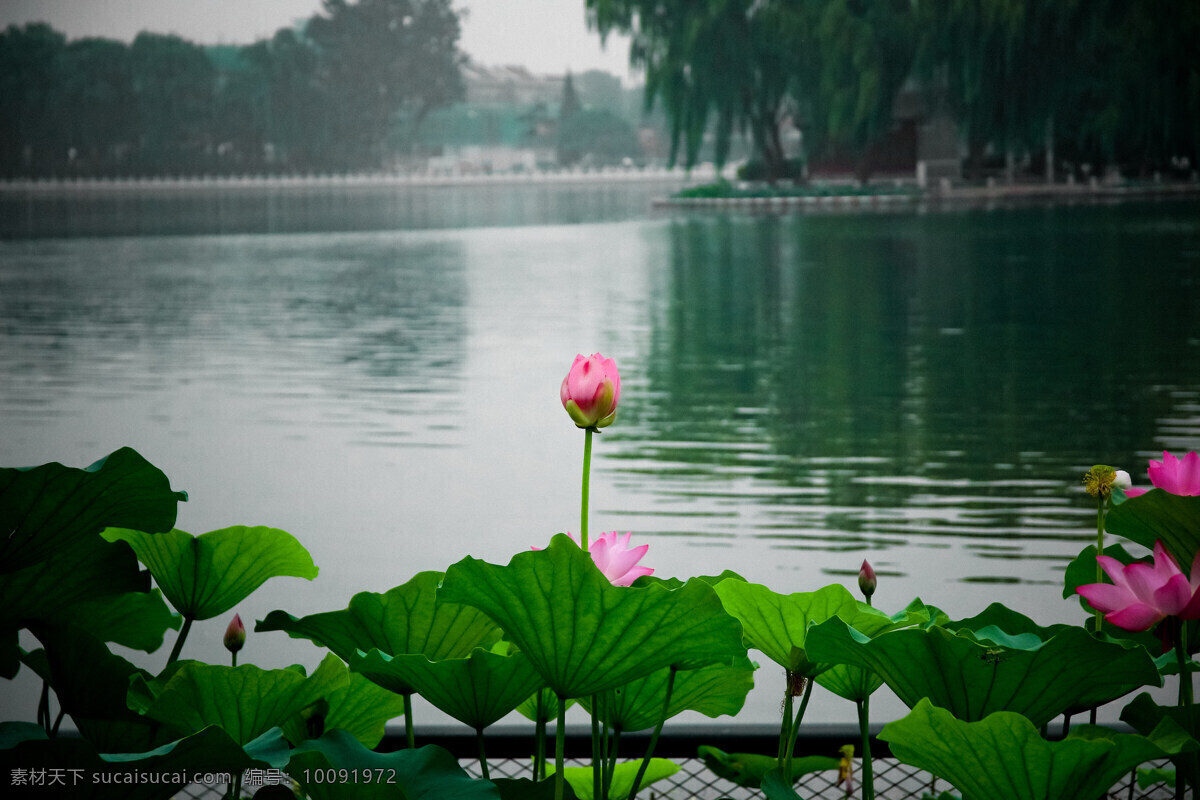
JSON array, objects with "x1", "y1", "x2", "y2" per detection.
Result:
[
  {"x1": 804, "y1": 617, "x2": 1160, "y2": 727},
  {"x1": 103, "y1": 525, "x2": 317, "y2": 621},
  {"x1": 1061, "y1": 543, "x2": 1141, "y2": 603},
  {"x1": 712, "y1": 581, "x2": 862, "y2": 676},
  {"x1": 814, "y1": 600, "x2": 930, "y2": 703},
  {"x1": 351, "y1": 646, "x2": 544, "y2": 730},
  {"x1": 30, "y1": 623, "x2": 177, "y2": 753},
  {"x1": 257, "y1": 571, "x2": 501, "y2": 668},
  {"x1": 143, "y1": 652, "x2": 347, "y2": 745},
  {"x1": 699, "y1": 745, "x2": 840, "y2": 790},
  {"x1": 1120, "y1": 692, "x2": 1200, "y2": 792},
  {"x1": 0, "y1": 529, "x2": 178, "y2": 654},
  {"x1": 287, "y1": 730, "x2": 499, "y2": 800},
  {"x1": 0, "y1": 447, "x2": 186, "y2": 574},
  {"x1": 880, "y1": 698, "x2": 1196, "y2": 800},
  {"x1": 632, "y1": 570, "x2": 747, "y2": 590},
  {"x1": 281, "y1": 672, "x2": 409, "y2": 748},
  {"x1": 516, "y1": 687, "x2": 574, "y2": 723},
  {"x1": 438, "y1": 534, "x2": 746, "y2": 698},
  {"x1": 579, "y1": 655, "x2": 756, "y2": 733},
  {"x1": 1108, "y1": 490, "x2": 1200, "y2": 571},
  {"x1": 0, "y1": 724, "x2": 289, "y2": 800},
  {"x1": 545, "y1": 759, "x2": 679, "y2": 800}
]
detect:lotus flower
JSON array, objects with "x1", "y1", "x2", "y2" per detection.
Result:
[
  {"x1": 560, "y1": 353, "x2": 620, "y2": 429},
  {"x1": 535, "y1": 532, "x2": 653, "y2": 587},
  {"x1": 223, "y1": 613, "x2": 245, "y2": 654},
  {"x1": 858, "y1": 560, "x2": 877, "y2": 600},
  {"x1": 1125, "y1": 450, "x2": 1200, "y2": 497},
  {"x1": 1076, "y1": 541, "x2": 1200, "y2": 631}
]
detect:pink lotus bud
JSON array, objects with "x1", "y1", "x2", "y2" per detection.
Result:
[
  {"x1": 560, "y1": 353, "x2": 620, "y2": 429},
  {"x1": 224, "y1": 613, "x2": 246, "y2": 654},
  {"x1": 858, "y1": 560, "x2": 877, "y2": 599},
  {"x1": 1126, "y1": 451, "x2": 1200, "y2": 497}
]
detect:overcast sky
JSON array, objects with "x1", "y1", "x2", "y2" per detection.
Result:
[{"x1": 0, "y1": 0, "x2": 637, "y2": 80}]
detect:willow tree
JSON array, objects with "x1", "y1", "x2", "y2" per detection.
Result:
[{"x1": 588, "y1": 0, "x2": 801, "y2": 182}]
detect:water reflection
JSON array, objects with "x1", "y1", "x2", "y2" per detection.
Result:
[{"x1": 607, "y1": 202, "x2": 1200, "y2": 587}]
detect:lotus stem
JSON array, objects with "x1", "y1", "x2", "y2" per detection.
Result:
[
  {"x1": 581, "y1": 427, "x2": 594, "y2": 551},
  {"x1": 1176, "y1": 619, "x2": 1193, "y2": 710},
  {"x1": 476, "y1": 726, "x2": 490, "y2": 781},
  {"x1": 629, "y1": 666, "x2": 676, "y2": 800},
  {"x1": 606, "y1": 727, "x2": 621, "y2": 800},
  {"x1": 37, "y1": 680, "x2": 50, "y2": 734},
  {"x1": 777, "y1": 671, "x2": 794, "y2": 765},
  {"x1": 857, "y1": 697, "x2": 875, "y2": 800},
  {"x1": 166, "y1": 615, "x2": 194, "y2": 665},
  {"x1": 555, "y1": 694, "x2": 567, "y2": 800},
  {"x1": 1094, "y1": 494, "x2": 1106, "y2": 633},
  {"x1": 403, "y1": 693, "x2": 415, "y2": 749},
  {"x1": 784, "y1": 676, "x2": 813, "y2": 783},
  {"x1": 534, "y1": 692, "x2": 546, "y2": 780},
  {"x1": 591, "y1": 693, "x2": 602, "y2": 800}
]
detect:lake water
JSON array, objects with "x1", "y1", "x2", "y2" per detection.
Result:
[{"x1": 2, "y1": 181, "x2": 1199, "y2": 730}]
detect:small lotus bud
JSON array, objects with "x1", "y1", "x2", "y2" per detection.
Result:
[
  {"x1": 858, "y1": 560, "x2": 877, "y2": 600},
  {"x1": 1113, "y1": 470, "x2": 1132, "y2": 491},
  {"x1": 224, "y1": 613, "x2": 245, "y2": 654}
]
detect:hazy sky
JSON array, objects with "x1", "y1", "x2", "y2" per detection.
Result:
[{"x1": 0, "y1": 0, "x2": 637, "y2": 80}]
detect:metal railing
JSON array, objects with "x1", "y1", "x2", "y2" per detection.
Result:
[{"x1": 173, "y1": 724, "x2": 1179, "y2": 799}]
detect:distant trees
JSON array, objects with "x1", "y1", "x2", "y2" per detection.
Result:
[
  {"x1": 0, "y1": 0, "x2": 465, "y2": 177},
  {"x1": 587, "y1": 0, "x2": 1200, "y2": 183}
]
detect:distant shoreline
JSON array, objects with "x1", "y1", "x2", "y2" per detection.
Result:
[{"x1": 0, "y1": 167, "x2": 716, "y2": 195}]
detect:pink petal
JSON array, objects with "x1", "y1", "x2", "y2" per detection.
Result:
[
  {"x1": 1096, "y1": 555, "x2": 1134, "y2": 590},
  {"x1": 1107, "y1": 603, "x2": 1166, "y2": 632},
  {"x1": 1179, "y1": 588, "x2": 1200, "y2": 620},
  {"x1": 1124, "y1": 487, "x2": 1148, "y2": 497},
  {"x1": 1153, "y1": 573, "x2": 1194, "y2": 616},
  {"x1": 1124, "y1": 562, "x2": 1169, "y2": 605},
  {"x1": 610, "y1": 566, "x2": 653, "y2": 587},
  {"x1": 1077, "y1": 582, "x2": 1138, "y2": 614},
  {"x1": 1179, "y1": 451, "x2": 1200, "y2": 495},
  {"x1": 1152, "y1": 541, "x2": 1185, "y2": 584}
]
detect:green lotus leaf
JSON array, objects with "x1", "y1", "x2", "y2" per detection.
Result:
[
  {"x1": 545, "y1": 758, "x2": 678, "y2": 800},
  {"x1": 0, "y1": 724, "x2": 289, "y2": 800},
  {"x1": 287, "y1": 730, "x2": 499, "y2": 800},
  {"x1": 712, "y1": 581, "x2": 862, "y2": 676},
  {"x1": 0, "y1": 447, "x2": 186, "y2": 574},
  {"x1": 103, "y1": 525, "x2": 317, "y2": 621},
  {"x1": 516, "y1": 687, "x2": 574, "y2": 723},
  {"x1": 0, "y1": 530, "x2": 178, "y2": 655},
  {"x1": 632, "y1": 570, "x2": 747, "y2": 590},
  {"x1": 579, "y1": 655, "x2": 756, "y2": 733},
  {"x1": 31, "y1": 623, "x2": 174, "y2": 753},
  {"x1": 804, "y1": 617, "x2": 1160, "y2": 726},
  {"x1": 281, "y1": 672, "x2": 409, "y2": 748},
  {"x1": 143, "y1": 652, "x2": 348, "y2": 745},
  {"x1": 814, "y1": 600, "x2": 934, "y2": 703},
  {"x1": 351, "y1": 646, "x2": 544, "y2": 730},
  {"x1": 699, "y1": 745, "x2": 840, "y2": 789},
  {"x1": 1137, "y1": 767, "x2": 1178, "y2": 789},
  {"x1": 438, "y1": 534, "x2": 746, "y2": 698},
  {"x1": 880, "y1": 698, "x2": 1196, "y2": 800},
  {"x1": 1119, "y1": 692, "x2": 1200, "y2": 792},
  {"x1": 1061, "y1": 543, "x2": 1140, "y2": 602},
  {"x1": 257, "y1": 571, "x2": 502, "y2": 685},
  {"x1": 1108, "y1": 490, "x2": 1200, "y2": 572}
]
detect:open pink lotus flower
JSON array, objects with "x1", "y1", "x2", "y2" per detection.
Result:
[
  {"x1": 1125, "y1": 450, "x2": 1200, "y2": 497},
  {"x1": 1076, "y1": 540, "x2": 1200, "y2": 631},
  {"x1": 536, "y1": 532, "x2": 653, "y2": 586}
]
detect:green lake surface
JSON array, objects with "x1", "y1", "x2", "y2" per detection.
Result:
[{"x1": 1, "y1": 182, "x2": 1198, "y2": 727}]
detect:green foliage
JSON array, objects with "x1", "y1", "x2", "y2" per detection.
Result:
[
  {"x1": 711, "y1": 581, "x2": 861, "y2": 676},
  {"x1": 257, "y1": 571, "x2": 502, "y2": 690},
  {"x1": 546, "y1": 759, "x2": 679, "y2": 800},
  {"x1": 351, "y1": 646, "x2": 544, "y2": 730},
  {"x1": 804, "y1": 614, "x2": 1160, "y2": 726},
  {"x1": 1120, "y1": 692, "x2": 1200, "y2": 792},
  {"x1": 103, "y1": 525, "x2": 317, "y2": 622},
  {"x1": 141, "y1": 653, "x2": 348, "y2": 746},
  {"x1": 881, "y1": 698, "x2": 1196, "y2": 800},
  {"x1": 1107, "y1": 490, "x2": 1200, "y2": 574},
  {"x1": 557, "y1": 108, "x2": 640, "y2": 166},
  {"x1": 699, "y1": 745, "x2": 839, "y2": 789},
  {"x1": 578, "y1": 655, "x2": 756, "y2": 732},
  {"x1": 287, "y1": 733, "x2": 499, "y2": 800},
  {"x1": 439, "y1": 534, "x2": 747, "y2": 698},
  {"x1": 0, "y1": 446, "x2": 185, "y2": 574}
]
